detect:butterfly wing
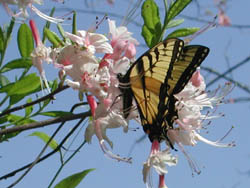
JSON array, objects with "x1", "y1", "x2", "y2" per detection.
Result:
[
  {"x1": 120, "y1": 38, "x2": 184, "y2": 124},
  {"x1": 160, "y1": 45, "x2": 210, "y2": 129}
]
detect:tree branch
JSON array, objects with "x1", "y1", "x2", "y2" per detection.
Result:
[{"x1": 0, "y1": 111, "x2": 91, "y2": 136}]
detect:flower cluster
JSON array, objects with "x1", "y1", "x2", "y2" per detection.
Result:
[
  {"x1": 30, "y1": 18, "x2": 139, "y2": 162},
  {"x1": 29, "y1": 18, "x2": 234, "y2": 188}
]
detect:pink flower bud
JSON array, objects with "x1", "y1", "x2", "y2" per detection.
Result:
[
  {"x1": 29, "y1": 20, "x2": 41, "y2": 46},
  {"x1": 190, "y1": 70, "x2": 203, "y2": 87},
  {"x1": 125, "y1": 43, "x2": 136, "y2": 59},
  {"x1": 87, "y1": 95, "x2": 97, "y2": 117},
  {"x1": 218, "y1": 10, "x2": 231, "y2": 26}
]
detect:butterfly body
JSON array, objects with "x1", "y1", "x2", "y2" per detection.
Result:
[{"x1": 118, "y1": 38, "x2": 209, "y2": 143}]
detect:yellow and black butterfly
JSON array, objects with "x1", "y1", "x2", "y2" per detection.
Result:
[{"x1": 118, "y1": 38, "x2": 209, "y2": 144}]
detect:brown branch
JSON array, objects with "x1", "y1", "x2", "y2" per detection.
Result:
[
  {"x1": 0, "y1": 111, "x2": 91, "y2": 136},
  {"x1": 0, "y1": 85, "x2": 70, "y2": 118}
]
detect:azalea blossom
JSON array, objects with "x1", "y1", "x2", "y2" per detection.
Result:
[
  {"x1": 1, "y1": 0, "x2": 64, "y2": 23},
  {"x1": 84, "y1": 95, "x2": 133, "y2": 163},
  {"x1": 218, "y1": 9, "x2": 231, "y2": 26},
  {"x1": 143, "y1": 140, "x2": 178, "y2": 188},
  {"x1": 29, "y1": 20, "x2": 52, "y2": 93},
  {"x1": 55, "y1": 30, "x2": 115, "y2": 99},
  {"x1": 107, "y1": 19, "x2": 139, "y2": 61},
  {"x1": 65, "y1": 30, "x2": 113, "y2": 56}
]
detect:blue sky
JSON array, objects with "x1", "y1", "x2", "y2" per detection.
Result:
[{"x1": 1, "y1": 0, "x2": 250, "y2": 188}]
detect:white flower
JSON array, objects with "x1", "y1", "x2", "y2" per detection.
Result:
[
  {"x1": 30, "y1": 44, "x2": 52, "y2": 93},
  {"x1": 108, "y1": 19, "x2": 138, "y2": 60},
  {"x1": 1, "y1": 0, "x2": 64, "y2": 23},
  {"x1": 143, "y1": 149, "x2": 178, "y2": 183},
  {"x1": 85, "y1": 110, "x2": 128, "y2": 147},
  {"x1": 65, "y1": 30, "x2": 113, "y2": 55},
  {"x1": 108, "y1": 19, "x2": 139, "y2": 46},
  {"x1": 30, "y1": 20, "x2": 52, "y2": 93}
]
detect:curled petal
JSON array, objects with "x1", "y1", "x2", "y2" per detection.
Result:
[
  {"x1": 65, "y1": 79, "x2": 81, "y2": 90},
  {"x1": 99, "y1": 140, "x2": 132, "y2": 163},
  {"x1": 30, "y1": 5, "x2": 64, "y2": 23},
  {"x1": 194, "y1": 131, "x2": 235, "y2": 147}
]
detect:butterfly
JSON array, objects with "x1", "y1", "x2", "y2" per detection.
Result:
[{"x1": 118, "y1": 38, "x2": 209, "y2": 144}]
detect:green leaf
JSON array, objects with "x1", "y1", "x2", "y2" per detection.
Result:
[
  {"x1": 42, "y1": 7, "x2": 55, "y2": 43},
  {"x1": 54, "y1": 169, "x2": 95, "y2": 188},
  {"x1": 9, "y1": 87, "x2": 41, "y2": 106},
  {"x1": 72, "y1": 11, "x2": 77, "y2": 35},
  {"x1": 0, "y1": 132, "x2": 19, "y2": 142},
  {"x1": 0, "y1": 58, "x2": 32, "y2": 73},
  {"x1": 7, "y1": 114, "x2": 23, "y2": 122},
  {"x1": 57, "y1": 24, "x2": 66, "y2": 41},
  {"x1": 17, "y1": 23, "x2": 34, "y2": 57},
  {"x1": 25, "y1": 98, "x2": 33, "y2": 117},
  {"x1": 0, "y1": 82, "x2": 14, "y2": 93},
  {"x1": 0, "y1": 74, "x2": 10, "y2": 87},
  {"x1": 7, "y1": 114, "x2": 36, "y2": 126},
  {"x1": 40, "y1": 111, "x2": 73, "y2": 117},
  {"x1": 0, "y1": 27, "x2": 4, "y2": 52},
  {"x1": 51, "y1": 79, "x2": 58, "y2": 92},
  {"x1": 167, "y1": 27, "x2": 200, "y2": 38},
  {"x1": 0, "y1": 116, "x2": 8, "y2": 124},
  {"x1": 9, "y1": 94, "x2": 27, "y2": 106},
  {"x1": 29, "y1": 131, "x2": 58, "y2": 150},
  {"x1": 0, "y1": 114, "x2": 35, "y2": 142},
  {"x1": 167, "y1": 0, "x2": 192, "y2": 23},
  {"x1": 6, "y1": 18, "x2": 15, "y2": 42},
  {"x1": 166, "y1": 19, "x2": 184, "y2": 29},
  {"x1": 141, "y1": 0, "x2": 162, "y2": 48},
  {"x1": 7, "y1": 73, "x2": 40, "y2": 96},
  {"x1": 44, "y1": 28, "x2": 64, "y2": 48}
]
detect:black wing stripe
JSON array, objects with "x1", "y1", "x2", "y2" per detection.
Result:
[{"x1": 172, "y1": 45, "x2": 209, "y2": 94}]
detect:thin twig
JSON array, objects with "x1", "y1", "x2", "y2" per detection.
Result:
[
  {"x1": 0, "y1": 85, "x2": 70, "y2": 118},
  {"x1": 48, "y1": 140, "x2": 87, "y2": 188},
  {"x1": 180, "y1": 14, "x2": 250, "y2": 29},
  {"x1": 201, "y1": 66, "x2": 250, "y2": 94},
  {"x1": 7, "y1": 119, "x2": 65, "y2": 188},
  {"x1": 0, "y1": 117, "x2": 86, "y2": 181},
  {"x1": 205, "y1": 55, "x2": 250, "y2": 87}
]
